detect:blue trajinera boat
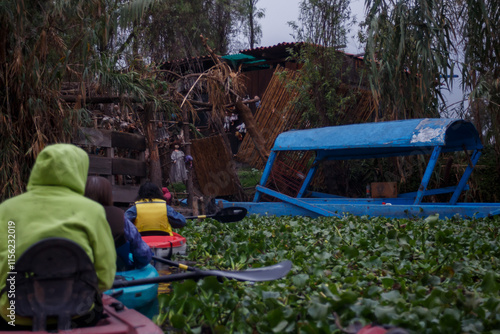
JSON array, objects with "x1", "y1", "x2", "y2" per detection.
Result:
[
  {"x1": 219, "y1": 118, "x2": 500, "y2": 219},
  {"x1": 104, "y1": 264, "x2": 159, "y2": 319}
]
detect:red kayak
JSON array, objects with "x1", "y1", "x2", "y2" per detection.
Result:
[
  {"x1": 2, "y1": 238, "x2": 163, "y2": 334},
  {"x1": 0, "y1": 295, "x2": 162, "y2": 334},
  {"x1": 142, "y1": 232, "x2": 187, "y2": 257}
]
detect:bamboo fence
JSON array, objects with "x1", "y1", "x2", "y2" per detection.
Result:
[
  {"x1": 191, "y1": 135, "x2": 242, "y2": 197},
  {"x1": 236, "y1": 65, "x2": 377, "y2": 170},
  {"x1": 236, "y1": 66, "x2": 304, "y2": 169}
]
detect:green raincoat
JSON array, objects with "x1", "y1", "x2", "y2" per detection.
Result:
[{"x1": 0, "y1": 144, "x2": 116, "y2": 325}]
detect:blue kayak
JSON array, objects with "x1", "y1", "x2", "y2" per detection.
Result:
[{"x1": 105, "y1": 264, "x2": 159, "y2": 319}]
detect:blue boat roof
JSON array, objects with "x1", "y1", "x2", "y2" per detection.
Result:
[{"x1": 272, "y1": 118, "x2": 483, "y2": 159}]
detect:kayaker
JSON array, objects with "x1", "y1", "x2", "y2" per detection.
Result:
[
  {"x1": 162, "y1": 186, "x2": 172, "y2": 205},
  {"x1": 125, "y1": 182, "x2": 186, "y2": 236},
  {"x1": 0, "y1": 144, "x2": 116, "y2": 329},
  {"x1": 85, "y1": 176, "x2": 153, "y2": 270}
]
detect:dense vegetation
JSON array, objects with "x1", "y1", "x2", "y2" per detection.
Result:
[
  {"x1": 1, "y1": 0, "x2": 499, "y2": 201},
  {"x1": 157, "y1": 214, "x2": 500, "y2": 333}
]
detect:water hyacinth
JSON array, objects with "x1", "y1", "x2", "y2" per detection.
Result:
[{"x1": 156, "y1": 214, "x2": 500, "y2": 333}]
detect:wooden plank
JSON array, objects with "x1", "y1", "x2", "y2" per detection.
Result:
[
  {"x1": 112, "y1": 185, "x2": 140, "y2": 204},
  {"x1": 371, "y1": 182, "x2": 398, "y2": 198},
  {"x1": 88, "y1": 156, "x2": 112, "y2": 175},
  {"x1": 111, "y1": 131, "x2": 147, "y2": 151},
  {"x1": 73, "y1": 128, "x2": 112, "y2": 147},
  {"x1": 112, "y1": 158, "x2": 147, "y2": 177}
]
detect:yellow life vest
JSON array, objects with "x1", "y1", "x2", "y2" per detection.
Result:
[{"x1": 134, "y1": 199, "x2": 172, "y2": 235}]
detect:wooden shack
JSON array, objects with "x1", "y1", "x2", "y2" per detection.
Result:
[{"x1": 73, "y1": 127, "x2": 147, "y2": 205}]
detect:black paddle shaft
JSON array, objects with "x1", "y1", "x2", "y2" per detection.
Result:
[
  {"x1": 185, "y1": 207, "x2": 248, "y2": 223},
  {"x1": 152, "y1": 256, "x2": 195, "y2": 271},
  {"x1": 111, "y1": 260, "x2": 292, "y2": 288}
]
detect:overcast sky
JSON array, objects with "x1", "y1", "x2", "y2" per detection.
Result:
[{"x1": 258, "y1": 0, "x2": 366, "y2": 54}]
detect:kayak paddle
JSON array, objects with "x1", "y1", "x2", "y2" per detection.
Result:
[
  {"x1": 111, "y1": 260, "x2": 292, "y2": 288},
  {"x1": 152, "y1": 255, "x2": 196, "y2": 271},
  {"x1": 185, "y1": 206, "x2": 248, "y2": 223}
]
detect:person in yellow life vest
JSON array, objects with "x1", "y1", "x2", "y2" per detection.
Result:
[{"x1": 125, "y1": 182, "x2": 186, "y2": 236}]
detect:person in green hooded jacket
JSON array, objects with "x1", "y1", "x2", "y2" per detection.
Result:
[{"x1": 0, "y1": 144, "x2": 116, "y2": 328}]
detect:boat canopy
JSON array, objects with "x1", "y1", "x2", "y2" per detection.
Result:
[
  {"x1": 272, "y1": 118, "x2": 483, "y2": 160},
  {"x1": 218, "y1": 118, "x2": 500, "y2": 220}
]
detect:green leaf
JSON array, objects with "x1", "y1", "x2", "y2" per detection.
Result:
[
  {"x1": 267, "y1": 308, "x2": 285, "y2": 327},
  {"x1": 292, "y1": 274, "x2": 309, "y2": 288},
  {"x1": 374, "y1": 305, "x2": 397, "y2": 323},
  {"x1": 341, "y1": 246, "x2": 359, "y2": 258},
  {"x1": 272, "y1": 320, "x2": 289, "y2": 333},
  {"x1": 307, "y1": 301, "x2": 330, "y2": 319},
  {"x1": 170, "y1": 313, "x2": 186, "y2": 329},
  {"x1": 380, "y1": 290, "x2": 402, "y2": 302},
  {"x1": 481, "y1": 271, "x2": 499, "y2": 294},
  {"x1": 381, "y1": 277, "x2": 395, "y2": 289}
]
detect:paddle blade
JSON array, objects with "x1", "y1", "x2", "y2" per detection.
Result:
[
  {"x1": 213, "y1": 207, "x2": 248, "y2": 223},
  {"x1": 111, "y1": 261, "x2": 292, "y2": 288},
  {"x1": 200, "y1": 260, "x2": 292, "y2": 282}
]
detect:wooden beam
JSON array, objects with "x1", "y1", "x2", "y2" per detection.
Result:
[
  {"x1": 111, "y1": 131, "x2": 146, "y2": 151},
  {"x1": 112, "y1": 185, "x2": 140, "y2": 204},
  {"x1": 88, "y1": 156, "x2": 112, "y2": 175},
  {"x1": 74, "y1": 128, "x2": 112, "y2": 147},
  {"x1": 112, "y1": 158, "x2": 147, "y2": 177}
]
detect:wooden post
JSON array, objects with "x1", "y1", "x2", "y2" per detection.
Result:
[
  {"x1": 235, "y1": 99, "x2": 269, "y2": 162},
  {"x1": 192, "y1": 196, "x2": 199, "y2": 216},
  {"x1": 182, "y1": 107, "x2": 194, "y2": 209},
  {"x1": 145, "y1": 103, "x2": 162, "y2": 185}
]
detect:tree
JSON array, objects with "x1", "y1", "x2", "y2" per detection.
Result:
[
  {"x1": 0, "y1": 0, "x2": 163, "y2": 200},
  {"x1": 460, "y1": 0, "x2": 500, "y2": 157},
  {"x1": 287, "y1": 0, "x2": 353, "y2": 127},
  {"x1": 137, "y1": 0, "x2": 246, "y2": 63},
  {"x1": 137, "y1": 0, "x2": 211, "y2": 62},
  {"x1": 363, "y1": 0, "x2": 456, "y2": 120},
  {"x1": 238, "y1": 0, "x2": 265, "y2": 49}
]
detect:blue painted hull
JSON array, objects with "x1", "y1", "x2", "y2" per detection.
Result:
[
  {"x1": 105, "y1": 264, "x2": 159, "y2": 319},
  {"x1": 219, "y1": 198, "x2": 500, "y2": 220}
]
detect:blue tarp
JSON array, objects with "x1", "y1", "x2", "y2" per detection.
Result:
[{"x1": 272, "y1": 118, "x2": 482, "y2": 160}]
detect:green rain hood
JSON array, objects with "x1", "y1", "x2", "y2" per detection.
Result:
[{"x1": 0, "y1": 144, "x2": 116, "y2": 325}]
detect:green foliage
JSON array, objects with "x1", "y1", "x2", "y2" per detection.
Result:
[
  {"x1": 468, "y1": 145, "x2": 500, "y2": 203},
  {"x1": 237, "y1": 167, "x2": 262, "y2": 188},
  {"x1": 283, "y1": 45, "x2": 357, "y2": 127},
  {"x1": 0, "y1": 0, "x2": 173, "y2": 201},
  {"x1": 157, "y1": 214, "x2": 500, "y2": 333},
  {"x1": 236, "y1": 0, "x2": 265, "y2": 50},
  {"x1": 285, "y1": 0, "x2": 354, "y2": 127},
  {"x1": 137, "y1": 0, "x2": 265, "y2": 62},
  {"x1": 170, "y1": 182, "x2": 187, "y2": 193},
  {"x1": 363, "y1": 0, "x2": 455, "y2": 119},
  {"x1": 291, "y1": 0, "x2": 351, "y2": 47},
  {"x1": 461, "y1": 0, "x2": 500, "y2": 160}
]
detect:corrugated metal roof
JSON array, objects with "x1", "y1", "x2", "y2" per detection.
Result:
[
  {"x1": 239, "y1": 42, "x2": 364, "y2": 61},
  {"x1": 162, "y1": 42, "x2": 365, "y2": 70}
]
